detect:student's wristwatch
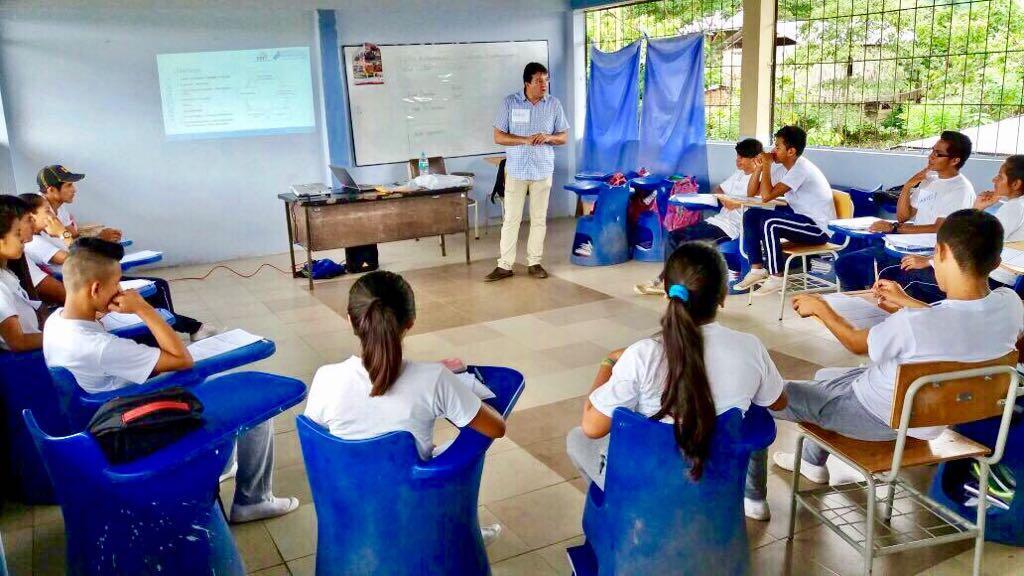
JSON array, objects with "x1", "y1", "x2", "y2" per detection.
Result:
[
  {"x1": 891, "y1": 221, "x2": 901, "y2": 233},
  {"x1": 61, "y1": 230, "x2": 73, "y2": 240}
]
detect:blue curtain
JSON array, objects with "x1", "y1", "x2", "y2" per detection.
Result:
[
  {"x1": 581, "y1": 41, "x2": 641, "y2": 173},
  {"x1": 638, "y1": 34, "x2": 710, "y2": 190}
]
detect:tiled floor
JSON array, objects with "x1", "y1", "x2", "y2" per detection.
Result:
[{"x1": 1, "y1": 218, "x2": 1017, "y2": 575}]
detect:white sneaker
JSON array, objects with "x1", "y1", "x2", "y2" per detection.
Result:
[
  {"x1": 744, "y1": 498, "x2": 771, "y2": 521},
  {"x1": 752, "y1": 276, "x2": 784, "y2": 296},
  {"x1": 219, "y1": 461, "x2": 237, "y2": 483},
  {"x1": 229, "y1": 496, "x2": 300, "y2": 523},
  {"x1": 190, "y1": 323, "x2": 220, "y2": 342},
  {"x1": 734, "y1": 268, "x2": 769, "y2": 291},
  {"x1": 481, "y1": 523, "x2": 502, "y2": 547},
  {"x1": 633, "y1": 278, "x2": 664, "y2": 296},
  {"x1": 773, "y1": 451, "x2": 829, "y2": 484}
]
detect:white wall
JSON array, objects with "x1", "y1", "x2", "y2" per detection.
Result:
[{"x1": 0, "y1": 0, "x2": 573, "y2": 266}]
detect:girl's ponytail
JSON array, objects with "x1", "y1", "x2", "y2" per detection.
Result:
[{"x1": 347, "y1": 271, "x2": 416, "y2": 396}]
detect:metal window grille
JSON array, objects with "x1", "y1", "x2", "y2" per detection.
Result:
[
  {"x1": 584, "y1": 0, "x2": 745, "y2": 142},
  {"x1": 773, "y1": 0, "x2": 1024, "y2": 156}
]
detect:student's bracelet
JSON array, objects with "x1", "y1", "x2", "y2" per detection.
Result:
[{"x1": 601, "y1": 357, "x2": 616, "y2": 368}]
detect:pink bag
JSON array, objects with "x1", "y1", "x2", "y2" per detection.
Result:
[{"x1": 663, "y1": 176, "x2": 702, "y2": 232}]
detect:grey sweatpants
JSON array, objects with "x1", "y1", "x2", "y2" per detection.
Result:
[
  {"x1": 232, "y1": 419, "x2": 276, "y2": 506},
  {"x1": 565, "y1": 427, "x2": 769, "y2": 500}
]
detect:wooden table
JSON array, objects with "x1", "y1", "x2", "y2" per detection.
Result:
[{"x1": 279, "y1": 186, "x2": 471, "y2": 290}]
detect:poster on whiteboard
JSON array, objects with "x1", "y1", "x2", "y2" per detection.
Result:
[{"x1": 342, "y1": 40, "x2": 548, "y2": 166}]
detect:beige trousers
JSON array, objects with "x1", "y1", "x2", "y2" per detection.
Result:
[{"x1": 498, "y1": 176, "x2": 552, "y2": 270}]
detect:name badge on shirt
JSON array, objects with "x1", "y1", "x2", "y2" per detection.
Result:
[{"x1": 510, "y1": 108, "x2": 530, "y2": 124}]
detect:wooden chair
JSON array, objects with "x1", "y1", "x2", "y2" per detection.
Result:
[
  {"x1": 785, "y1": 351, "x2": 1020, "y2": 576},
  {"x1": 407, "y1": 156, "x2": 480, "y2": 239},
  {"x1": 751, "y1": 190, "x2": 854, "y2": 320}
]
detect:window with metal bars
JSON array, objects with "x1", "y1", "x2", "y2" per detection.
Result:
[
  {"x1": 584, "y1": 0, "x2": 745, "y2": 142},
  {"x1": 773, "y1": 0, "x2": 1024, "y2": 156}
]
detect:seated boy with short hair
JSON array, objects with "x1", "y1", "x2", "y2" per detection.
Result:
[
  {"x1": 43, "y1": 238, "x2": 298, "y2": 522},
  {"x1": 767, "y1": 209, "x2": 1023, "y2": 485}
]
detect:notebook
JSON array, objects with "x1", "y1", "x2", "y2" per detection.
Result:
[
  {"x1": 821, "y1": 293, "x2": 891, "y2": 330},
  {"x1": 829, "y1": 216, "x2": 882, "y2": 230},
  {"x1": 455, "y1": 371, "x2": 496, "y2": 400},
  {"x1": 186, "y1": 329, "x2": 265, "y2": 362},
  {"x1": 121, "y1": 250, "x2": 162, "y2": 265},
  {"x1": 99, "y1": 312, "x2": 147, "y2": 330},
  {"x1": 669, "y1": 193, "x2": 719, "y2": 208},
  {"x1": 119, "y1": 279, "x2": 155, "y2": 292},
  {"x1": 884, "y1": 233, "x2": 937, "y2": 252}
]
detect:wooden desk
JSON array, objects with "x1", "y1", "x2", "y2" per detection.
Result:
[
  {"x1": 279, "y1": 186, "x2": 471, "y2": 290},
  {"x1": 484, "y1": 155, "x2": 505, "y2": 167}
]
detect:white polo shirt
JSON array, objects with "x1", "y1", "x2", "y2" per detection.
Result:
[
  {"x1": 304, "y1": 357, "x2": 483, "y2": 460},
  {"x1": 991, "y1": 196, "x2": 1024, "y2": 286},
  {"x1": 0, "y1": 269, "x2": 41, "y2": 350},
  {"x1": 770, "y1": 156, "x2": 836, "y2": 231},
  {"x1": 24, "y1": 233, "x2": 65, "y2": 267},
  {"x1": 706, "y1": 170, "x2": 753, "y2": 239},
  {"x1": 854, "y1": 288, "x2": 1023, "y2": 439},
  {"x1": 25, "y1": 258, "x2": 47, "y2": 288},
  {"x1": 910, "y1": 172, "x2": 975, "y2": 226},
  {"x1": 56, "y1": 204, "x2": 75, "y2": 229},
  {"x1": 43, "y1": 309, "x2": 161, "y2": 394},
  {"x1": 589, "y1": 323, "x2": 784, "y2": 421}
]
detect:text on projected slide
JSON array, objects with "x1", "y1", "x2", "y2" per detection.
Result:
[{"x1": 157, "y1": 47, "x2": 315, "y2": 139}]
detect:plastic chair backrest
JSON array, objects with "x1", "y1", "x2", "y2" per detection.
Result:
[
  {"x1": 0, "y1": 350, "x2": 62, "y2": 502},
  {"x1": 891, "y1": 351, "x2": 1019, "y2": 429},
  {"x1": 832, "y1": 189, "x2": 854, "y2": 220},
  {"x1": 588, "y1": 406, "x2": 776, "y2": 575}
]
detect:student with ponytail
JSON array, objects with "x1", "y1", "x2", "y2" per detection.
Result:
[
  {"x1": 0, "y1": 195, "x2": 44, "y2": 351},
  {"x1": 567, "y1": 242, "x2": 787, "y2": 520},
  {"x1": 305, "y1": 270, "x2": 506, "y2": 460}
]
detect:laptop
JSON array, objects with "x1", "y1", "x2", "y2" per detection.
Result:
[{"x1": 329, "y1": 165, "x2": 375, "y2": 193}]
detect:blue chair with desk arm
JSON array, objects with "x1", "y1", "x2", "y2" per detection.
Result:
[
  {"x1": 297, "y1": 366, "x2": 525, "y2": 576},
  {"x1": 627, "y1": 175, "x2": 670, "y2": 262},
  {"x1": 566, "y1": 405, "x2": 777, "y2": 576},
  {"x1": 48, "y1": 338, "x2": 277, "y2": 432},
  {"x1": 569, "y1": 182, "x2": 631, "y2": 267},
  {"x1": 24, "y1": 370, "x2": 306, "y2": 576}
]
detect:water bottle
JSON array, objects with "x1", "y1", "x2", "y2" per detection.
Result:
[{"x1": 418, "y1": 152, "x2": 429, "y2": 176}]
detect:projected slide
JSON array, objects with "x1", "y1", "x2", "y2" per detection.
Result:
[{"x1": 157, "y1": 47, "x2": 315, "y2": 139}]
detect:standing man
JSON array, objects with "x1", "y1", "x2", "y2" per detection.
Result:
[{"x1": 485, "y1": 62, "x2": 569, "y2": 282}]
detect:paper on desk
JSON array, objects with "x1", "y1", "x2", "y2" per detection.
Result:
[
  {"x1": 821, "y1": 293, "x2": 890, "y2": 330},
  {"x1": 884, "y1": 234, "x2": 937, "y2": 251},
  {"x1": 830, "y1": 217, "x2": 881, "y2": 230},
  {"x1": 121, "y1": 250, "x2": 162, "y2": 265},
  {"x1": 670, "y1": 193, "x2": 719, "y2": 207},
  {"x1": 1001, "y1": 247, "x2": 1024, "y2": 269},
  {"x1": 119, "y1": 279, "x2": 155, "y2": 292},
  {"x1": 99, "y1": 312, "x2": 145, "y2": 330},
  {"x1": 455, "y1": 372, "x2": 496, "y2": 400},
  {"x1": 187, "y1": 329, "x2": 264, "y2": 362}
]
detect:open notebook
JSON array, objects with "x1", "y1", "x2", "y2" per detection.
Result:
[
  {"x1": 829, "y1": 216, "x2": 881, "y2": 230},
  {"x1": 455, "y1": 371, "x2": 496, "y2": 400},
  {"x1": 119, "y1": 279, "x2": 155, "y2": 292},
  {"x1": 187, "y1": 329, "x2": 264, "y2": 362},
  {"x1": 821, "y1": 293, "x2": 891, "y2": 330}
]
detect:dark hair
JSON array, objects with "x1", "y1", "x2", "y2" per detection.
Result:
[
  {"x1": 734, "y1": 138, "x2": 764, "y2": 159},
  {"x1": 523, "y1": 62, "x2": 548, "y2": 85},
  {"x1": 0, "y1": 195, "x2": 36, "y2": 296},
  {"x1": 69, "y1": 236, "x2": 125, "y2": 261},
  {"x1": 1004, "y1": 155, "x2": 1024, "y2": 192},
  {"x1": 774, "y1": 125, "x2": 807, "y2": 156},
  {"x1": 18, "y1": 193, "x2": 47, "y2": 212},
  {"x1": 652, "y1": 242, "x2": 728, "y2": 480},
  {"x1": 939, "y1": 131, "x2": 972, "y2": 168},
  {"x1": 347, "y1": 270, "x2": 416, "y2": 396},
  {"x1": 937, "y1": 209, "x2": 1003, "y2": 276}
]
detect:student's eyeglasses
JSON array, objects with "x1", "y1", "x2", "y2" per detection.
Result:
[{"x1": 929, "y1": 149, "x2": 953, "y2": 158}]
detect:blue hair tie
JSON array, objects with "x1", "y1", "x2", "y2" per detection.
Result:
[{"x1": 668, "y1": 284, "x2": 689, "y2": 302}]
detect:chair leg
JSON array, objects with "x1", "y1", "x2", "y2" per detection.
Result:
[
  {"x1": 473, "y1": 202, "x2": 480, "y2": 240},
  {"x1": 864, "y1": 474, "x2": 876, "y2": 575},
  {"x1": 801, "y1": 255, "x2": 809, "y2": 291},
  {"x1": 779, "y1": 255, "x2": 795, "y2": 322},
  {"x1": 787, "y1": 435, "x2": 805, "y2": 541},
  {"x1": 440, "y1": 234, "x2": 446, "y2": 257},
  {"x1": 974, "y1": 459, "x2": 990, "y2": 576},
  {"x1": 883, "y1": 482, "x2": 897, "y2": 522}
]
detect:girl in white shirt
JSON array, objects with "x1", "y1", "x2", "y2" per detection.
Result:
[
  {"x1": 568, "y1": 242, "x2": 788, "y2": 520},
  {"x1": 976, "y1": 155, "x2": 1024, "y2": 288},
  {"x1": 0, "y1": 196, "x2": 43, "y2": 352},
  {"x1": 305, "y1": 271, "x2": 506, "y2": 459}
]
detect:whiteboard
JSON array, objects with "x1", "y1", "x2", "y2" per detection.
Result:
[{"x1": 343, "y1": 41, "x2": 549, "y2": 166}]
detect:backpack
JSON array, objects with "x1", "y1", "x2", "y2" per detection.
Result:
[
  {"x1": 663, "y1": 176, "x2": 703, "y2": 232},
  {"x1": 88, "y1": 387, "x2": 204, "y2": 464}
]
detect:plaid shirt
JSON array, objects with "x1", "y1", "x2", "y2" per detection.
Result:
[{"x1": 493, "y1": 91, "x2": 568, "y2": 181}]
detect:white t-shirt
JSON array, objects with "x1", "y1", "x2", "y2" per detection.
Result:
[
  {"x1": 854, "y1": 288, "x2": 1024, "y2": 439},
  {"x1": 304, "y1": 356, "x2": 483, "y2": 460},
  {"x1": 992, "y1": 196, "x2": 1024, "y2": 286},
  {"x1": 706, "y1": 170, "x2": 753, "y2": 239},
  {"x1": 589, "y1": 323, "x2": 784, "y2": 422},
  {"x1": 0, "y1": 269, "x2": 41, "y2": 350},
  {"x1": 770, "y1": 156, "x2": 836, "y2": 232},
  {"x1": 26, "y1": 257, "x2": 47, "y2": 288},
  {"x1": 24, "y1": 233, "x2": 65, "y2": 267},
  {"x1": 43, "y1": 309, "x2": 161, "y2": 394},
  {"x1": 910, "y1": 172, "x2": 975, "y2": 226},
  {"x1": 56, "y1": 204, "x2": 75, "y2": 229}
]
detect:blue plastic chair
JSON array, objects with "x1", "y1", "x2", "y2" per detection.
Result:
[
  {"x1": 833, "y1": 184, "x2": 883, "y2": 218},
  {"x1": 567, "y1": 406, "x2": 777, "y2": 576},
  {"x1": 120, "y1": 251, "x2": 163, "y2": 272},
  {"x1": 25, "y1": 370, "x2": 306, "y2": 576},
  {"x1": 0, "y1": 350, "x2": 63, "y2": 503},
  {"x1": 297, "y1": 366, "x2": 525, "y2": 576},
  {"x1": 628, "y1": 175, "x2": 670, "y2": 262},
  {"x1": 570, "y1": 183, "x2": 630, "y2": 267},
  {"x1": 48, "y1": 339, "x2": 276, "y2": 432}
]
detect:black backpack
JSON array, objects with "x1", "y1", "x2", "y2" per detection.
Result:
[
  {"x1": 345, "y1": 244, "x2": 379, "y2": 273},
  {"x1": 88, "y1": 387, "x2": 204, "y2": 464}
]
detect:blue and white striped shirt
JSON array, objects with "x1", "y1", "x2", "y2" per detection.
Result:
[{"x1": 493, "y1": 91, "x2": 569, "y2": 181}]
